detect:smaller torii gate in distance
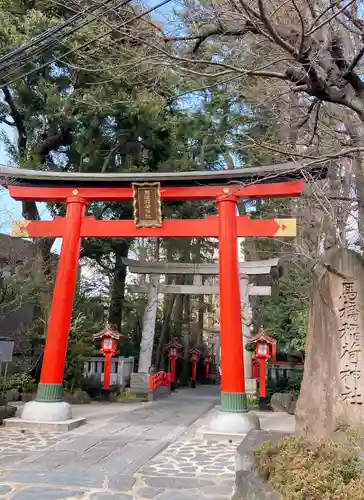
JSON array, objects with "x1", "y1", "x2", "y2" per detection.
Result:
[
  {"x1": 0, "y1": 163, "x2": 317, "y2": 433},
  {"x1": 124, "y1": 258, "x2": 281, "y2": 394}
]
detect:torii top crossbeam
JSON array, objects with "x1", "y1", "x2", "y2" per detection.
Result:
[
  {"x1": 1, "y1": 163, "x2": 320, "y2": 239},
  {"x1": 0, "y1": 161, "x2": 325, "y2": 191}
]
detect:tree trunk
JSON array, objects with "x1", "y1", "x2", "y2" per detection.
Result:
[
  {"x1": 155, "y1": 294, "x2": 176, "y2": 370},
  {"x1": 138, "y1": 274, "x2": 159, "y2": 373},
  {"x1": 172, "y1": 287, "x2": 184, "y2": 337},
  {"x1": 155, "y1": 238, "x2": 174, "y2": 370},
  {"x1": 194, "y1": 238, "x2": 204, "y2": 342},
  {"x1": 343, "y1": 119, "x2": 364, "y2": 251},
  {"x1": 352, "y1": 151, "x2": 364, "y2": 253},
  {"x1": 137, "y1": 238, "x2": 160, "y2": 373},
  {"x1": 198, "y1": 294, "x2": 204, "y2": 343},
  {"x1": 108, "y1": 241, "x2": 129, "y2": 331},
  {"x1": 181, "y1": 294, "x2": 191, "y2": 384}
]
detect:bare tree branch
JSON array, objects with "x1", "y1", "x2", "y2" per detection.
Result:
[
  {"x1": 344, "y1": 44, "x2": 364, "y2": 76},
  {"x1": 257, "y1": 0, "x2": 296, "y2": 55},
  {"x1": 307, "y1": 101, "x2": 321, "y2": 146},
  {"x1": 297, "y1": 98, "x2": 319, "y2": 128},
  {"x1": 291, "y1": 0, "x2": 305, "y2": 56},
  {"x1": 307, "y1": 0, "x2": 357, "y2": 35}
]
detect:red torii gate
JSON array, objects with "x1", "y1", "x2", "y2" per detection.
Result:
[{"x1": 0, "y1": 163, "x2": 315, "y2": 424}]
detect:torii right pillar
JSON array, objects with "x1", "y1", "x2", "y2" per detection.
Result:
[{"x1": 208, "y1": 194, "x2": 260, "y2": 435}]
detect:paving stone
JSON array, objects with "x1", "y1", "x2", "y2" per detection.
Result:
[
  {"x1": 2, "y1": 471, "x2": 105, "y2": 489},
  {"x1": 202, "y1": 467, "x2": 226, "y2": 473},
  {"x1": 11, "y1": 487, "x2": 84, "y2": 499},
  {"x1": 137, "y1": 467, "x2": 158, "y2": 475},
  {"x1": 155, "y1": 491, "x2": 200, "y2": 500},
  {"x1": 179, "y1": 466, "x2": 200, "y2": 473},
  {"x1": 108, "y1": 474, "x2": 135, "y2": 491},
  {"x1": 88, "y1": 493, "x2": 132, "y2": 499},
  {"x1": 0, "y1": 484, "x2": 13, "y2": 494},
  {"x1": 199, "y1": 496, "x2": 233, "y2": 500},
  {"x1": 201, "y1": 485, "x2": 234, "y2": 496},
  {"x1": 144, "y1": 478, "x2": 216, "y2": 489},
  {"x1": 154, "y1": 465, "x2": 176, "y2": 471},
  {"x1": 218, "y1": 478, "x2": 235, "y2": 485},
  {"x1": 0, "y1": 456, "x2": 20, "y2": 467},
  {"x1": 134, "y1": 487, "x2": 164, "y2": 499},
  {"x1": 199, "y1": 474, "x2": 226, "y2": 480}
]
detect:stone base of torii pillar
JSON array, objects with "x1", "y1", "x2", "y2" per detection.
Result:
[
  {"x1": 5, "y1": 401, "x2": 86, "y2": 432},
  {"x1": 22, "y1": 401, "x2": 71, "y2": 421},
  {"x1": 198, "y1": 325, "x2": 260, "y2": 440},
  {"x1": 197, "y1": 409, "x2": 260, "y2": 441}
]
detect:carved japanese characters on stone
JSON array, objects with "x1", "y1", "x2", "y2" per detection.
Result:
[{"x1": 339, "y1": 280, "x2": 362, "y2": 405}]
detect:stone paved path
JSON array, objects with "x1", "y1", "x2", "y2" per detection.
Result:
[
  {"x1": 0, "y1": 386, "x2": 239, "y2": 499},
  {"x1": 132, "y1": 434, "x2": 236, "y2": 500},
  {"x1": 0, "y1": 429, "x2": 64, "y2": 456}
]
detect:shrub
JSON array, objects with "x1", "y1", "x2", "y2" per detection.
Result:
[
  {"x1": 266, "y1": 370, "x2": 303, "y2": 401},
  {"x1": 81, "y1": 375, "x2": 102, "y2": 398},
  {"x1": 254, "y1": 429, "x2": 364, "y2": 500},
  {"x1": 64, "y1": 389, "x2": 91, "y2": 404},
  {"x1": 285, "y1": 371, "x2": 303, "y2": 398},
  {"x1": 266, "y1": 377, "x2": 288, "y2": 401},
  {"x1": 110, "y1": 384, "x2": 124, "y2": 396},
  {"x1": 117, "y1": 392, "x2": 136, "y2": 400},
  {"x1": 0, "y1": 373, "x2": 37, "y2": 394},
  {"x1": 247, "y1": 394, "x2": 258, "y2": 409}
]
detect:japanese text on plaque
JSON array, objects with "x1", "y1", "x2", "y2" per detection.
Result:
[
  {"x1": 339, "y1": 280, "x2": 362, "y2": 405},
  {"x1": 132, "y1": 182, "x2": 162, "y2": 228},
  {"x1": 143, "y1": 189, "x2": 152, "y2": 220}
]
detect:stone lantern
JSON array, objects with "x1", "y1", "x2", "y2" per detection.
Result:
[
  {"x1": 203, "y1": 355, "x2": 212, "y2": 382},
  {"x1": 189, "y1": 348, "x2": 202, "y2": 388},
  {"x1": 93, "y1": 326, "x2": 125, "y2": 396},
  {"x1": 165, "y1": 340, "x2": 182, "y2": 391}
]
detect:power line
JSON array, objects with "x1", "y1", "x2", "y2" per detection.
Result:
[
  {"x1": 0, "y1": 0, "x2": 127, "y2": 77},
  {"x1": 0, "y1": 0, "x2": 115, "y2": 70},
  {"x1": 0, "y1": 0, "x2": 173, "y2": 89}
]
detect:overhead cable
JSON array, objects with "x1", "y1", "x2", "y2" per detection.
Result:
[
  {"x1": 0, "y1": 0, "x2": 116, "y2": 69},
  {"x1": 0, "y1": 0, "x2": 173, "y2": 89}
]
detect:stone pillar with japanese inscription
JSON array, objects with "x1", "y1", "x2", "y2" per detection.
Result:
[{"x1": 296, "y1": 248, "x2": 364, "y2": 440}]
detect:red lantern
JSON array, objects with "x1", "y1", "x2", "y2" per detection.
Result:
[
  {"x1": 93, "y1": 327, "x2": 126, "y2": 393},
  {"x1": 256, "y1": 342, "x2": 269, "y2": 358},
  {"x1": 165, "y1": 340, "x2": 182, "y2": 391},
  {"x1": 189, "y1": 349, "x2": 202, "y2": 388},
  {"x1": 247, "y1": 327, "x2": 276, "y2": 410},
  {"x1": 101, "y1": 336, "x2": 117, "y2": 354},
  {"x1": 169, "y1": 346, "x2": 178, "y2": 357},
  {"x1": 203, "y1": 356, "x2": 212, "y2": 381}
]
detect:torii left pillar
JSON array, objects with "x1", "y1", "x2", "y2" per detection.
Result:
[{"x1": 22, "y1": 194, "x2": 86, "y2": 423}]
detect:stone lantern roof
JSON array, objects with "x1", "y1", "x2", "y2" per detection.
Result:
[
  {"x1": 92, "y1": 325, "x2": 126, "y2": 341},
  {"x1": 164, "y1": 339, "x2": 182, "y2": 351},
  {"x1": 247, "y1": 326, "x2": 276, "y2": 346}
]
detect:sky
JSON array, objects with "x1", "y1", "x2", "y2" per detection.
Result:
[
  {"x1": 0, "y1": 122, "x2": 62, "y2": 251},
  {"x1": 0, "y1": 124, "x2": 23, "y2": 235}
]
